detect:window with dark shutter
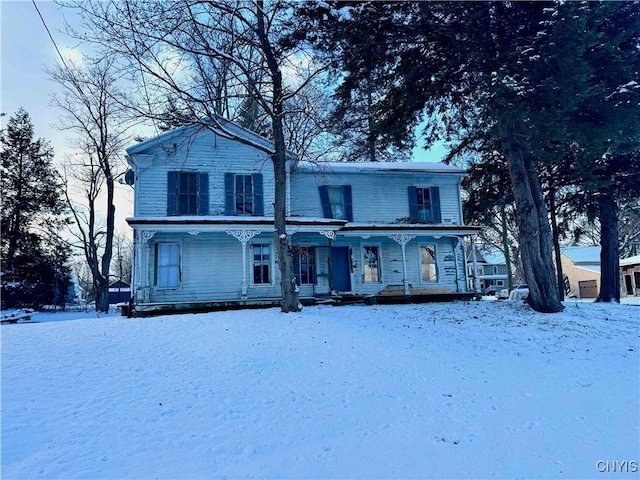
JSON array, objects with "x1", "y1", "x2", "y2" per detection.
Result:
[
  {"x1": 167, "y1": 171, "x2": 208, "y2": 216},
  {"x1": 318, "y1": 185, "x2": 353, "y2": 221},
  {"x1": 408, "y1": 186, "x2": 441, "y2": 223},
  {"x1": 224, "y1": 173, "x2": 264, "y2": 216}
]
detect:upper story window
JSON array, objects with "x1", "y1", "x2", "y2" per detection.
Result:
[
  {"x1": 225, "y1": 173, "x2": 264, "y2": 216},
  {"x1": 408, "y1": 186, "x2": 441, "y2": 224},
  {"x1": 167, "y1": 172, "x2": 209, "y2": 216},
  {"x1": 319, "y1": 185, "x2": 353, "y2": 221}
]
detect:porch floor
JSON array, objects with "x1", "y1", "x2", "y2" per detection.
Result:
[{"x1": 127, "y1": 292, "x2": 480, "y2": 317}]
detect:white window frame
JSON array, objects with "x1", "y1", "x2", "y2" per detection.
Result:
[
  {"x1": 155, "y1": 242, "x2": 181, "y2": 290},
  {"x1": 251, "y1": 242, "x2": 273, "y2": 286},
  {"x1": 497, "y1": 280, "x2": 504, "y2": 287},
  {"x1": 419, "y1": 244, "x2": 439, "y2": 283},
  {"x1": 362, "y1": 244, "x2": 382, "y2": 284},
  {"x1": 295, "y1": 246, "x2": 317, "y2": 286}
]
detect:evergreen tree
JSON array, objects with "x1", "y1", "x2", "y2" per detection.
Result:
[{"x1": 1, "y1": 108, "x2": 71, "y2": 308}]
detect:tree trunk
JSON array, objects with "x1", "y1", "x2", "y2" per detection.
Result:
[
  {"x1": 500, "y1": 204, "x2": 513, "y2": 290},
  {"x1": 548, "y1": 185, "x2": 565, "y2": 300},
  {"x1": 256, "y1": 0, "x2": 300, "y2": 312},
  {"x1": 596, "y1": 190, "x2": 620, "y2": 302},
  {"x1": 96, "y1": 276, "x2": 110, "y2": 312},
  {"x1": 500, "y1": 120, "x2": 564, "y2": 313}
]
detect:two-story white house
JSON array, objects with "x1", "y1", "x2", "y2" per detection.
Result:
[{"x1": 125, "y1": 119, "x2": 480, "y2": 315}]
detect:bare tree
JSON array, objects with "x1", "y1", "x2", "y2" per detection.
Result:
[
  {"x1": 111, "y1": 233, "x2": 133, "y2": 284},
  {"x1": 64, "y1": 0, "x2": 329, "y2": 312},
  {"x1": 49, "y1": 55, "x2": 131, "y2": 312}
]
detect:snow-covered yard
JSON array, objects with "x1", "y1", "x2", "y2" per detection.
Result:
[{"x1": 2, "y1": 300, "x2": 638, "y2": 479}]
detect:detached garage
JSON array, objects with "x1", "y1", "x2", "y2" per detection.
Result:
[{"x1": 560, "y1": 246, "x2": 601, "y2": 299}]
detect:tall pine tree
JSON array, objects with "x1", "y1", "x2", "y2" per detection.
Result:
[{"x1": 1, "y1": 108, "x2": 71, "y2": 308}]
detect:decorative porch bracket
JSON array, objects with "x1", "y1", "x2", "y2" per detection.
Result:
[
  {"x1": 318, "y1": 230, "x2": 336, "y2": 241},
  {"x1": 226, "y1": 230, "x2": 261, "y2": 298},
  {"x1": 389, "y1": 234, "x2": 416, "y2": 295}
]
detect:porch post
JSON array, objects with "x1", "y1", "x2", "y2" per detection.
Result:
[
  {"x1": 139, "y1": 230, "x2": 157, "y2": 303},
  {"x1": 389, "y1": 234, "x2": 416, "y2": 295},
  {"x1": 470, "y1": 235, "x2": 480, "y2": 293},
  {"x1": 226, "y1": 230, "x2": 261, "y2": 298},
  {"x1": 319, "y1": 230, "x2": 337, "y2": 294}
]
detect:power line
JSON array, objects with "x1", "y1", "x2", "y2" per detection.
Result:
[{"x1": 31, "y1": 1, "x2": 91, "y2": 107}]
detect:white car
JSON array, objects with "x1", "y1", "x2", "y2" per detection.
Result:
[
  {"x1": 508, "y1": 284, "x2": 529, "y2": 300},
  {"x1": 496, "y1": 288, "x2": 509, "y2": 300}
]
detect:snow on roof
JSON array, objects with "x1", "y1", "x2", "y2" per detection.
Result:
[
  {"x1": 476, "y1": 244, "x2": 506, "y2": 265},
  {"x1": 294, "y1": 161, "x2": 466, "y2": 175},
  {"x1": 561, "y1": 246, "x2": 601, "y2": 264},
  {"x1": 620, "y1": 255, "x2": 640, "y2": 267},
  {"x1": 126, "y1": 115, "x2": 297, "y2": 159}
]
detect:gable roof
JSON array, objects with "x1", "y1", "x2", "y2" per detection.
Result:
[
  {"x1": 126, "y1": 115, "x2": 297, "y2": 159},
  {"x1": 561, "y1": 246, "x2": 601, "y2": 264},
  {"x1": 478, "y1": 246, "x2": 506, "y2": 266}
]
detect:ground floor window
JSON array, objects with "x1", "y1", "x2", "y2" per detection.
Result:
[
  {"x1": 363, "y1": 245, "x2": 381, "y2": 283},
  {"x1": 294, "y1": 246, "x2": 316, "y2": 285},
  {"x1": 420, "y1": 245, "x2": 437, "y2": 282},
  {"x1": 252, "y1": 243, "x2": 271, "y2": 284},
  {"x1": 155, "y1": 243, "x2": 180, "y2": 289},
  {"x1": 497, "y1": 280, "x2": 504, "y2": 287}
]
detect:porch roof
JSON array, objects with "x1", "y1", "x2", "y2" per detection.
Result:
[
  {"x1": 337, "y1": 223, "x2": 481, "y2": 237},
  {"x1": 126, "y1": 216, "x2": 347, "y2": 233}
]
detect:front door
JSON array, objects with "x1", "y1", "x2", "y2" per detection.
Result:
[{"x1": 331, "y1": 247, "x2": 351, "y2": 293}]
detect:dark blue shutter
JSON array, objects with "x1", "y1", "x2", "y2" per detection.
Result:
[
  {"x1": 224, "y1": 173, "x2": 234, "y2": 216},
  {"x1": 167, "y1": 171, "x2": 178, "y2": 216},
  {"x1": 430, "y1": 187, "x2": 441, "y2": 223},
  {"x1": 253, "y1": 173, "x2": 264, "y2": 216},
  {"x1": 198, "y1": 173, "x2": 209, "y2": 215},
  {"x1": 318, "y1": 186, "x2": 332, "y2": 218},
  {"x1": 408, "y1": 186, "x2": 418, "y2": 222},
  {"x1": 343, "y1": 185, "x2": 353, "y2": 222}
]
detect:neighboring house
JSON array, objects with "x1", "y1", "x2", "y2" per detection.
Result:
[
  {"x1": 560, "y1": 246, "x2": 601, "y2": 298},
  {"x1": 125, "y1": 119, "x2": 480, "y2": 315},
  {"x1": 620, "y1": 255, "x2": 640, "y2": 297},
  {"x1": 466, "y1": 244, "x2": 509, "y2": 293}
]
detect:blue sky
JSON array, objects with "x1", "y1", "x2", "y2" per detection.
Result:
[
  {"x1": 1, "y1": 1, "x2": 136, "y2": 229},
  {"x1": 1, "y1": 1, "x2": 75, "y2": 155},
  {"x1": 1, "y1": 1, "x2": 446, "y2": 163}
]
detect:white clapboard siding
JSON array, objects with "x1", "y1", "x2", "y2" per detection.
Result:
[
  {"x1": 147, "y1": 232, "x2": 281, "y2": 303},
  {"x1": 337, "y1": 237, "x2": 462, "y2": 295},
  {"x1": 290, "y1": 170, "x2": 463, "y2": 225},
  {"x1": 134, "y1": 129, "x2": 275, "y2": 218}
]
